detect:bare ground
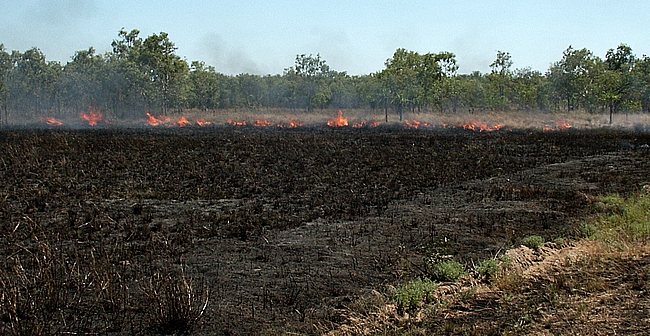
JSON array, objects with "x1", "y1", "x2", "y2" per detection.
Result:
[{"x1": 0, "y1": 126, "x2": 649, "y2": 334}]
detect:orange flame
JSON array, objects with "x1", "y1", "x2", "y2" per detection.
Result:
[
  {"x1": 80, "y1": 107, "x2": 106, "y2": 126},
  {"x1": 327, "y1": 110, "x2": 349, "y2": 127},
  {"x1": 351, "y1": 120, "x2": 380, "y2": 128},
  {"x1": 175, "y1": 117, "x2": 191, "y2": 127},
  {"x1": 352, "y1": 120, "x2": 367, "y2": 128},
  {"x1": 543, "y1": 120, "x2": 573, "y2": 131},
  {"x1": 404, "y1": 120, "x2": 432, "y2": 129},
  {"x1": 459, "y1": 121, "x2": 502, "y2": 132},
  {"x1": 254, "y1": 119, "x2": 272, "y2": 127},
  {"x1": 41, "y1": 117, "x2": 64, "y2": 126},
  {"x1": 278, "y1": 119, "x2": 304, "y2": 128},
  {"x1": 227, "y1": 120, "x2": 247, "y2": 127},
  {"x1": 196, "y1": 119, "x2": 212, "y2": 127},
  {"x1": 145, "y1": 112, "x2": 171, "y2": 126}
]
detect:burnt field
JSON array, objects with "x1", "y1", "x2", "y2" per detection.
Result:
[{"x1": 1, "y1": 126, "x2": 649, "y2": 334}]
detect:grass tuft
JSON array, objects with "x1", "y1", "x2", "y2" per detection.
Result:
[
  {"x1": 521, "y1": 235, "x2": 545, "y2": 250},
  {"x1": 430, "y1": 260, "x2": 465, "y2": 283},
  {"x1": 476, "y1": 259, "x2": 500, "y2": 283},
  {"x1": 394, "y1": 278, "x2": 438, "y2": 313}
]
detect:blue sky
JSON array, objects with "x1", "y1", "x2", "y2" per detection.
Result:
[{"x1": 1, "y1": 0, "x2": 649, "y2": 75}]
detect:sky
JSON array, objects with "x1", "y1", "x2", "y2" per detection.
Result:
[{"x1": 1, "y1": 0, "x2": 649, "y2": 76}]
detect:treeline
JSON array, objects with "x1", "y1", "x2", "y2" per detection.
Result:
[{"x1": 1, "y1": 28, "x2": 650, "y2": 123}]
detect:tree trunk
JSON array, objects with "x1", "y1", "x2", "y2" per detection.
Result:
[
  {"x1": 609, "y1": 104, "x2": 613, "y2": 125},
  {"x1": 384, "y1": 97, "x2": 388, "y2": 123}
]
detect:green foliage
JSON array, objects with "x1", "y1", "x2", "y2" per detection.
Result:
[
  {"x1": 430, "y1": 260, "x2": 465, "y2": 282},
  {"x1": 521, "y1": 235, "x2": 545, "y2": 250},
  {"x1": 2, "y1": 31, "x2": 650, "y2": 121},
  {"x1": 476, "y1": 259, "x2": 500, "y2": 283},
  {"x1": 394, "y1": 278, "x2": 438, "y2": 312}
]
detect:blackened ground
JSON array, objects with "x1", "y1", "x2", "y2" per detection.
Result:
[{"x1": 0, "y1": 127, "x2": 649, "y2": 334}]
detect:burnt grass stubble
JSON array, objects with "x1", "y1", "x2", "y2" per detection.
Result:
[{"x1": 0, "y1": 126, "x2": 649, "y2": 334}]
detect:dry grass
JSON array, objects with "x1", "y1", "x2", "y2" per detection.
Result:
[{"x1": 329, "y1": 191, "x2": 650, "y2": 335}]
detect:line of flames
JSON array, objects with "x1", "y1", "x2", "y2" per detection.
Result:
[
  {"x1": 40, "y1": 108, "x2": 573, "y2": 132},
  {"x1": 543, "y1": 120, "x2": 573, "y2": 131},
  {"x1": 146, "y1": 113, "x2": 212, "y2": 127}
]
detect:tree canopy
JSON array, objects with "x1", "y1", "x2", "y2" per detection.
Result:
[{"x1": 0, "y1": 29, "x2": 648, "y2": 125}]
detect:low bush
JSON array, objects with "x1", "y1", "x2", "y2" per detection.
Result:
[
  {"x1": 476, "y1": 259, "x2": 500, "y2": 283},
  {"x1": 430, "y1": 260, "x2": 465, "y2": 282},
  {"x1": 394, "y1": 278, "x2": 438, "y2": 313},
  {"x1": 521, "y1": 235, "x2": 545, "y2": 250}
]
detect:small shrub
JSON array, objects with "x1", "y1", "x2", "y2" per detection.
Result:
[
  {"x1": 394, "y1": 278, "x2": 438, "y2": 313},
  {"x1": 431, "y1": 260, "x2": 465, "y2": 282},
  {"x1": 580, "y1": 223, "x2": 598, "y2": 238},
  {"x1": 521, "y1": 235, "x2": 545, "y2": 250},
  {"x1": 476, "y1": 259, "x2": 500, "y2": 283}
]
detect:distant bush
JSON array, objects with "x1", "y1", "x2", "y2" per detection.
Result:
[
  {"x1": 394, "y1": 278, "x2": 438, "y2": 313},
  {"x1": 430, "y1": 260, "x2": 465, "y2": 282},
  {"x1": 521, "y1": 235, "x2": 545, "y2": 250}
]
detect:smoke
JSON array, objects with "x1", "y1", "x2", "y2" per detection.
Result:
[
  {"x1": 197, "y1": 33, "x2": 263, "y2": 75},
  {"x1": 31, "y1": 0, "x2": 97, "y2": 25}
]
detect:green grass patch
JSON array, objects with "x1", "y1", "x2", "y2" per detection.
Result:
[
  {"x1": 476, "y1": 259, "x2": 500, "y2": 283},
  {"x1": 394, "y1": 278, "x2": 438, "y2": 313},
  {"x1": 430, "y1": 260, "x2": 466, "y2": 282},
  {"x1": 521, "y1": 235, "x2": 545, "y2": 250},
  {"x1": 593, "y1": 194, "x2": 650, "y2": 242}
]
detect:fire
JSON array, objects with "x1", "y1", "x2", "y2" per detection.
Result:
[
  {"x1": 227, "y1": 120, "x2": 247, "y2": 127},
  {"x1": 146, "y1": 112, "x2": 171, "y2": 126},
  {"x1": 351, "y1": 120, "x2": 380, "y2": 128},
  {"x1": 404, "y1": 120, "x2": 432, "y2": 129},
  {"x1": 352, "y1": 121, "x2": 366, "y2": 128},
  {"x1": 254, "y1": 119, "x2": 272, "y2": 127},
  {"x1": 543, "y1": 120, "x2": 573, "y2": 131},
  {"x1": 80, "y1": 107, "x2": 106, "y2": 126},
  {"x1": 175, "y1": 117, "x2": 191, "y2": 127},
  {"x1": 459, "y1": 121, "x2": 502, "y2": 132},
  {"x1": 196, "y1": 119, "x2": 212, "y2": 127},
  {"x1": 277, "y1": 119, "x2": 304, "y2": 128},
  {"x1": 41, "y1": 117, "x2": 64, "y2": 126},
  {"x1": 327, "y1": 110, "x2": 349, "y2": 128}
]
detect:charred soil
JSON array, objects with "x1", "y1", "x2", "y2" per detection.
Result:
[{"x1": 0, "y1": 127, "x2": 649, "y2": 334}]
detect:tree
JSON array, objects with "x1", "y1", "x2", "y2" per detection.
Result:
[
  {"x1": 0, "y1": 44, "x2": 13, "y2": 125},
  {"x1": 486, "y1": 51, "x2": 514, "y2": 110},
  {"x1": 284, "y1": 54, "x2": 338, "y2": 111},
  {"x1": 599, "y1": 44, "x2": 635, "y2": 123},
  {"x1": 139, "y1": 32, "x2": 189, "y2": 114},
  {"x1": 185, "y1": 61, "x2": 220, "y2": 110},
  {"x1": 547, "y1": 46, "x2": 603, "y2": 111},
  {"x1": 7, "y1": 48, "x2": 61, "y2": 119},
  {"x1": 110, "y1": 29, "x2": 189, "y2": 115},
  {"x1": 511, "y1": 67, "x2": 546, "y2": 110},
  {"x1": 60, "y1": 47, "x2": 107, "y2": 112},
  {"x1": 632, "y1": 56, "x2": 650, "y2": 113}
]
